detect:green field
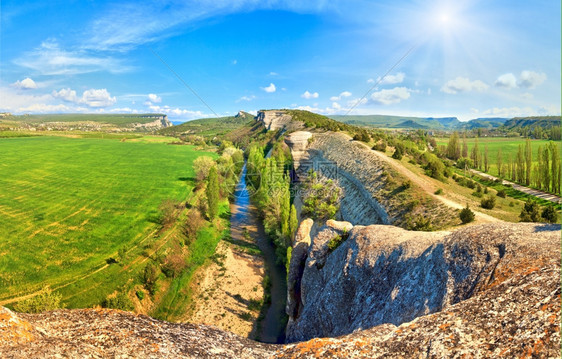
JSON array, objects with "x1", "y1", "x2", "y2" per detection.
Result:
[
  {"x1": 0, "y1": 136, "x2": 215, "y2": 308},
  {"x1": 436, "y1": 137, "x2": 557, "y2": 175}
]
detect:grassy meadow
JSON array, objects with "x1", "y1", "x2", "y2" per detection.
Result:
[
  {"x1": 436, "y1": 137, "x2": 557, "y2": 176},
  {"x1": 0, "y1": 135, "x2": 216, "y2": 310}
]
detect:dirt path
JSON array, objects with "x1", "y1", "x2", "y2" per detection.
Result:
[
  {"x1": 469, "y1": 169, "x2": 561, "y2": 204},
  {"x1": 187, "y1": 241, "x2": 264, "y2": 338},
  {"x1": 352, "y1": 139, "x2": 501, "y2": 224}
]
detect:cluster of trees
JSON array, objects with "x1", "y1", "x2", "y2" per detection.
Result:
[
  {"x1": 247, "y1": 142, "x2": 297, "y2": 266},
  {"x1": 445, "y1": 133, "x2": 561, "y2": 195},
  {"x1": 301, "y1": 171, "x2": 342, "y2": 221},
  {"x1": 138, "y1": 143, "x2": 244, "y2": 304}
]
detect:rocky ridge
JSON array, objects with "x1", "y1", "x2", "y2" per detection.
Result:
[{"x1": 291, "y1": 131, "x2": 457, "y2": 228}]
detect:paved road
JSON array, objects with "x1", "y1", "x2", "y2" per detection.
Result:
[{"x1": 469, "y1": 169, "x2": 561, "y2": 204}]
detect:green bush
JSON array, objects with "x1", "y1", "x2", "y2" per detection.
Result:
[
  {"x1": 434, "y1": 188, "x2": 443, "y2": 195},
  {"x1": 541, "y1": 205, "x2": 559, "y2": 223},
  {"x1": 459, "y1": 205, "x2": 475, "y2": 224},
  {"x1": 136, "y1": 290, "x2": 145, "y2": 300},
  {"x1": 392, "y1": 143, "x2": 405, "y2": 160},
  {"x1": 497, "y1": 189, "x2": 507, "y2": 198},
  {"x1": 13, "y1": 287, "x2": 65, "y2": 313},
  {"x1": 520, "y1": 199, "x2": 541, "y2": 222},
  {"x1": 102, "y1": 291, "x2": 134, "y2": 311},
  {"x1": 480, "y1": 195, "x2": 496, "y2": 209},
  {"x1": 406, "y1": 215, "x2": 433, "y2": 231}
]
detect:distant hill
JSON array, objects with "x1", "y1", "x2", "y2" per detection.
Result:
[
  {"x1": 503, "y1": 116, "x2": 561, "y2": 129},
  {"x1": 458, "y1": 118, "x2": 509, "y2": 130},
  {"x1": 330, "y1": 115, "x2": 460, "y2": 130},
  {"x1": 2, "y1": 113, "x2": 171, "y2": 131},
  {"x1": 7, "y1": 113, "x2": 169, "y2": 126},
  {"x1": 158, "y1": 111, "x2": 255, "y2": 137}
]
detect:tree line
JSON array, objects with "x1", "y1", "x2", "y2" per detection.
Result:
[{"x1": 445, "y1": 133, "x2": 561, "y2": 195}]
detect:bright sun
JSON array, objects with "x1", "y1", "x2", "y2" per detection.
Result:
[{"x1": 440, "y1": 13, "x2": 450, "y2": 23}]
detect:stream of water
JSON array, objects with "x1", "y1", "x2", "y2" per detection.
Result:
[{"x1": 230, "y1": 163, "x2": 287, "y2": 343}]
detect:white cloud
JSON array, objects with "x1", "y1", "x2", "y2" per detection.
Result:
[
  {"x1": 237, "y1": 95, "x2": 256, "y2": 102},
  {"x1": 330, "y1": 91, "x2": 352, "y2": 101},
  {"x1": 494, "y1": 73, "x2": 517, "y2": 89},
  {"x1": 301, "y1": 90, "x2": 319, "y2": 99},
  {"x1": 11, "y1": 77, "x2": 37, "y2": 90},
  {"x1": 332, "y1": 102, "x2": 341, "y2": 110},
  {"x1": 347, "y1": 97, "x2": 368, "y2": 107},
  {"x1": 15, "y1": 39, "x2": 130, "y2": 75},
  {"x1": 147, "y1": 104, "x2": 208, "y2": 119},
  {"x1": 81, "y1": 89, "x2": 116, "y2": 107},
  {"x1": 52, "y1": 88, "x2": 116, "y2": 107},
  {"x1": 147, "y1": 93, "x2": 162, "y2": 103},
  {"x1": 521, "y1": 92, "x2": 534, "y2": 100},
  {"x1": 370, "y1": 87, "x2": 411, "y2": 105},
  {"x1": 269, "y1": 72, "x2": 278, "y2": 76},
  {"x1": 377, "y1": 72, "x2": 405, "y2": 85},
  {"x1": 262, "y1": 83, "x2": 276, "y2": 93},
  {"x1": 52, "y1": 88, "x2": 79, "y2": 102},
  {"x1": 232, "y1": 59, "x2": 237, "y2": 65},
  {"x1": 519, "y1": 70, "x2": 546, "y2": 88},
  {"x1": 367, "y1": 78, "x2": 375, "y2": 84},
  {"x1": 480, "y1": 105, "x2": 560, "y2": 118},
  {"x1": 441, "y1": 77, "x2": 488, "y2": 94}
]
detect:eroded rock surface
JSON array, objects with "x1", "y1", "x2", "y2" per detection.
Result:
[
  {"x1": 285, "y1": 221, "x2": 561, "y2": 345},
  {"x1": 298, "y1": 132, "x2": 457, "y2": 228}
]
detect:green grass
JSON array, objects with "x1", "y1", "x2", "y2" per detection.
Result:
[
  {"x1": 0, "y1": 136, "x2": 216, "y2": 308},
  {"x1": 436, "y1": 137, "x2": 556, "y2": 175}
]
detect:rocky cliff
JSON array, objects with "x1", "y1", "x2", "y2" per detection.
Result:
[
  {"x1": 256, "y1": 110, "x2": 303, "y2": 132},
  {"x1": 2, "y1": 222, "x2": 559, "y2": 358},
  {"x1": 132, "y1": 115, "x2": 172, "y2": 130},
  {"x1": 285, "y1": 131, "x2": 457, "y2": 228},
  {"x1": 285, "y1": 220, "x2": 561, "y2": 346}
]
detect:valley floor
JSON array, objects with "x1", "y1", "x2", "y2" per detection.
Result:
[{"x1": 188, "y1": 240, "x2": 264, "y2": 338}]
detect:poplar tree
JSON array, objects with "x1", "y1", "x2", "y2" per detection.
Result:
[
  {"x1": 462, "y1": 133, "x2": 468, "y2": 158},
  {"x1": 470, "y1": 138, "x2": 479, "y2": 169},
  {"x1": 446, "y1": 132, "x2": 461, "y2": 160},
  {"x1": 280, "y1": 188, "x2": 290, "y2": 237},
  {"x1": 537, "y1": 146, "x2": 543, "y2": 189},
  {"x1": 524, "y1": 139, "x2": 532, "y2": 186},
  {"x1": 206, "y1": 166, "x2": 219, "y2": 220},
  {"x1": 496, "y1": 148, "x2": 503, "y2": 178},
  {"x1": 289, "y1": 204, "x2": 298, "y2": 240},
  {"x1": 543, "y1": 146, "x2": 550, "y2": 192},
  {"x1": 549, "y1": 142, "x2": 560, "y2": 194},
  {"x1": 516, "y1": 145, "x2": 524, "y2": 183},
  {"x1": 484, "y1": 143, "x2": 489, "y2": 172}
]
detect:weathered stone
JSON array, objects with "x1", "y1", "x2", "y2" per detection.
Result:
[
  {"x1": 285, "y1": 222, "x2": 561, "y2": 344},
  {"x1": 325, "y1": 219, "x2": 352, "y2": 233},
  {"x1": 256, "y1": 110, "x2": 293, "y2": 131},
  {"x1": 286, "y1": 218, "x2": 314, "y2": 321}
]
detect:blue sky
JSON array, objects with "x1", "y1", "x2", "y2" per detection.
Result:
[{"x1": 1, "y1": 0, "x2": 560, "y2": 122}]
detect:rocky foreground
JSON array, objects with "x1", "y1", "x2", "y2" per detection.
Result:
[{"x1": 1, "y1": 222, "x2": 560, "y2": 358}]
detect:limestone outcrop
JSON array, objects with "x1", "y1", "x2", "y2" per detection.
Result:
[
  {"x1": 284, "y1": 131, "x2": 312, "y2": 162},
  {"x1": 132, "y1": 115, "x2": 172, "y2": 130},
  {"x1": 285, "y1": 221, "x2": 561, "y2": 346}
]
